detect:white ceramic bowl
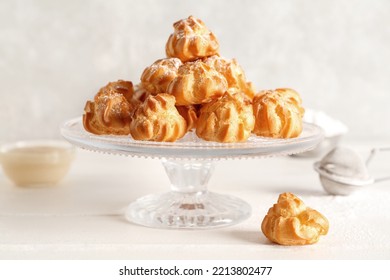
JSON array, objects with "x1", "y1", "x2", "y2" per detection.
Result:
[
  {"x1": 296, "y1": 109, "x2": 348, "y2": 158},
  {"x1": 0, "y1": 140, "x2": 75, "y2": 187}
]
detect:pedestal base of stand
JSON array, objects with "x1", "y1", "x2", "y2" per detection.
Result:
[{"x1": 125, "y1": 191, "x2": 251, "y2": 229}]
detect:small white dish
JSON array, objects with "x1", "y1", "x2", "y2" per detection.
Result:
[
  {"x1": 0, "y1": 140, "x2": 75, "y2": 187},
  {"x1": 295, "y1": 109, "x2": 348, "y2": 157}
]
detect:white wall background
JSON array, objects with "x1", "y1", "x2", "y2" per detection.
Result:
[{"x1": 0, "y1": 0, "x2": 389, "y2": 143}]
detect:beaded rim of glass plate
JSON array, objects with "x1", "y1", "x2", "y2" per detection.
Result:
[{"x1": 61, "y1": 117, "x2": 323, "y2": 160}]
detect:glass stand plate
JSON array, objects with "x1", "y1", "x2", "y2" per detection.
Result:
[{"x1": 61, "y1": 117, "x2": 323, "y2": 229}]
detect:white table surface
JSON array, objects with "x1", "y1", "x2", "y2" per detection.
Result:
[{"x1": 0, "y1": 142, "x2": 389, "y2": 260}]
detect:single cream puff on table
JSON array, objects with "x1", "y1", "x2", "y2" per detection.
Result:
[
  {"x1": 166, "y1": 15, "x2": 220, "y2": 62},
  {"x1": 83, "y1": 80, "x2": 134, "y2": 135},
  {"x1": 252, "y1": 88, "x2": 305, "y2": 138},
  {"x1": 261, "y1": 192, "x2": 329, "y2": 245}
]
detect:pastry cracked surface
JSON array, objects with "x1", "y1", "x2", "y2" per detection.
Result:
[{"x1": 261, "y1": 192, "x2": 329, "y2": 245}]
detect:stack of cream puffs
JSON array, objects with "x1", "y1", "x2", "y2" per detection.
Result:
[{"x1": 83, "y1": 16, "x2": 304, "y2": 143}]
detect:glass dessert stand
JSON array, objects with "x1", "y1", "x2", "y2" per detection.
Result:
[{"x1": 61, "y1": 117, "x2": 323, "y2": 229}]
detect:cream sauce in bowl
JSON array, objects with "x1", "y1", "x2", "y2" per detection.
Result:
[{"x1": 0, "y1": 140, "x2": 75, "y2": 186}]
